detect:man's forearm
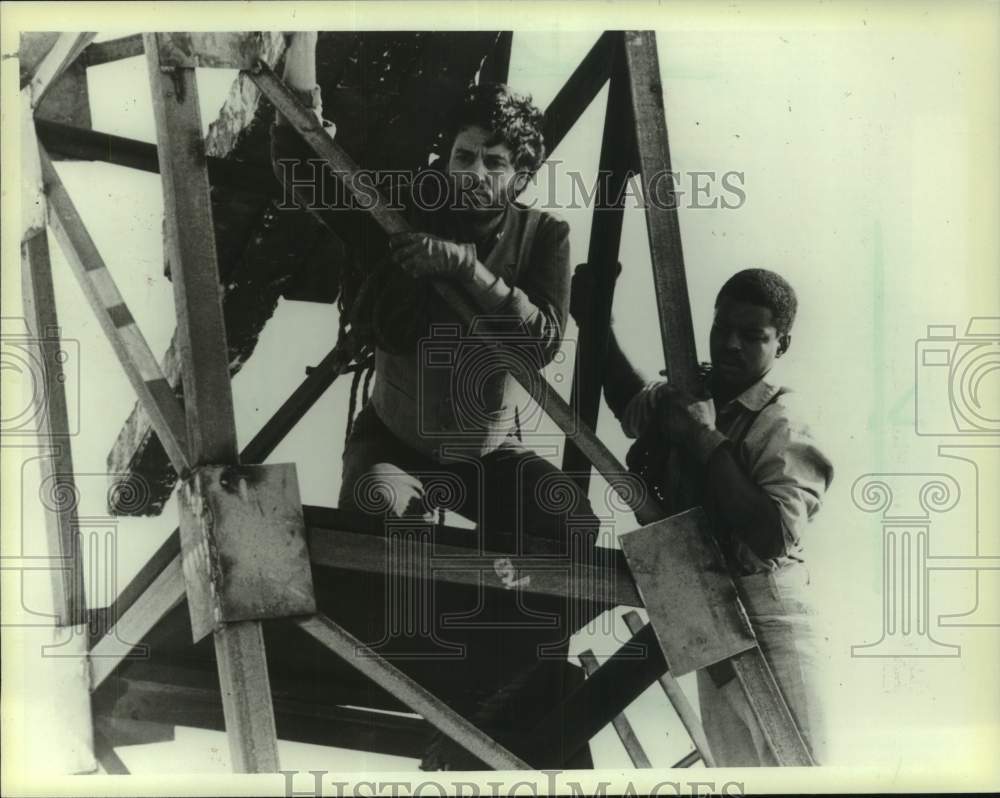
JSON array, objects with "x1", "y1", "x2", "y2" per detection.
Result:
[
  {"x1": 461, "y1": 260, "x2": 515, "y2": 312},
  {"x1": 604, "y1": 328, "x2": 647, "y2": 420},
  {"x1": 703, "y1": 444, "x2": 785, "y2": 559}
]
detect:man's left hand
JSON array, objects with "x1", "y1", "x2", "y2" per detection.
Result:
[
  {"x1": 657, "y1": 386, "x2": 724, "y2": 463},
  {"x1": 389, "y1": 232, "x2": 478, "y2": 281}
]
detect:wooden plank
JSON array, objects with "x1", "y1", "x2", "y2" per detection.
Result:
[
  {"x1": 24, "y1": 33, "x2": 96, "y2": 108},
  {"x1": 89, "y1": 555, "x2": 185, "y2": 689},
  {"x1": 526, "y1": 622, "x2": 666, "y2": 766},
  {"x1": 40, "y1": 146, "x2": 192, "y2": 475},
  {"x1": 621, "y1": 30, "x2": 699, "y2": 392},
  {"x1": 542, "y1": 31, "x2": 617, "y2": 159},
  {"x1": 579, "y1": 650, "x2": 652, "y2": 768},
  {"x1": 562, "y1": 50, "x2": 632, "y2": 487},
  {"x1": 296, "y1": 613, "x2": 530, "y2": 770},
  {"x1": 20, "y1": 231, "x2": 86, "y2": 627},
  {"x1": 623, "y1": 610, "x2": 715, "y2": 767},
  {"x1": 620, "y1": 509, "x2": 757, "y2": 676},
  {"x1": 82, "y1": 34, "x2": 144, "y2": 67},
  {"x1": 144, "y1": 33, "x2": 279, "y2": 773}
]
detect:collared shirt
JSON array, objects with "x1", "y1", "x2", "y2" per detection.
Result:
[
  {"x1": 709, "y1": 378, "x2": 834, "y2": 574},
  {"x1": 627, "y1": 377, "x2": 833, "y2": 575},
  {"x1": 270, "y1": 118, "x2": 572, "y2": 461}
]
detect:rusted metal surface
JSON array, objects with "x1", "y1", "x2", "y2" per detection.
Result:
[
  {"x1": 177, "y1": 464, "x2": 315, "y2": 643},
  {"x1": 145, "y1": 34, "x2": 279, "y2": 771},
  {"x1": 619, "y1": 508, "x2": 757, "y2": 676},
  {"x1": 622, "y1": 30, "x2": 699, "y2": 392},
  {"x1": 731, "y1": 649, "x2": 816, "y2": 766}
]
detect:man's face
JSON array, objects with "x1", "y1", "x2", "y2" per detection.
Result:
[
  {"x1": 447, "y1": 125, "x2": 527, "y2": 214},
  {"x1": 709, "y1": 296, "x2": 789, "y2": 395}
]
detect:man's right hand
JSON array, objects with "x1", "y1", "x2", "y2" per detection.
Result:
[{"x1": 621, "y1": 379, "x2": 672, "y2": 438}]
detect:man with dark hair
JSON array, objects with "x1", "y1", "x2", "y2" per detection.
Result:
[
  {"x1": 577, "y1": 265, "x2": 833, "y2": 765},
  {"x1": 272, "y1": 33, "x2": 597, "y2": 768}
]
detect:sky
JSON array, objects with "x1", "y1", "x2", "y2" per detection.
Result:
[{"x1": 3, "y1": 3, "x2": 999, "y2": 788}]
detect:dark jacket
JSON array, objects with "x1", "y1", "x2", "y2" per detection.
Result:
[{"x1": 270, "y1": 121, "x2": 571, "y2": 460}]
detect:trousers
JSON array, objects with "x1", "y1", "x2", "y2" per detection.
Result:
[
  {"x1": 697, "y1": 562, "x2": 829, "y2": 766},
  {"x1": 339, "y1": 401, "x2": 599, "y2": 551},
  {"x1": 337, "y1": 402, "x2": 600, "y2": 767}
]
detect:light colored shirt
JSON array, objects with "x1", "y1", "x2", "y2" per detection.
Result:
[{"x1": 624, "y1": 377, "x2": 834, "y2": 574}]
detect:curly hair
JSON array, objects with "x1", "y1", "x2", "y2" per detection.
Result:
[
  {"x1": 444, "y1": 81, "x2": 546, "y2": 174},
  {"x1": 716, "y1": 268, "x2": 798, "y2": 336}
]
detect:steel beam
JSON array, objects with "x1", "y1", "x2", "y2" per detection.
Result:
[
  {"x1": 578, "y1": 649, "x2": 651, "y2": 767},
  {"x1": 621, "y1": 30, "x2": 699, "y2": 392},
  {"x1": 562, "y1": 48, "x2": 633, "y2": 488},
  {"x1": 623, "y1": 610, "x2": 715, "y2": 767},
  {"x1": 40, "y1": 147, "x2": 192, "y2": 476},
  {"x1": 296, "y1": 613, "x2": 530, "y2": 770},
  {"x1": 144, "y1": 32, "x2": 279, "y2": 772}
]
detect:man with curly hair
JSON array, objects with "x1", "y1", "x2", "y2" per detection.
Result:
[{"x1": 272, "y1": 33, "x2": 597, "y2": 768}]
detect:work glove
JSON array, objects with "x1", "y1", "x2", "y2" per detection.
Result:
[{"x1": 388, "y1": 232, "x2": 478, "y2": 281}]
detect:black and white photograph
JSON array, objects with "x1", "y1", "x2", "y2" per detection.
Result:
[{"x1": 2, "y1": 2, "x2": 998, "y2": 795}]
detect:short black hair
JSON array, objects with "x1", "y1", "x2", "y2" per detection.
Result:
[
  {"x1": 716, "y1": 268, "x2": 798, "y2": 336},
  {"x1": 444, "y1": 82, "x2": 546, "y2": 173}
]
